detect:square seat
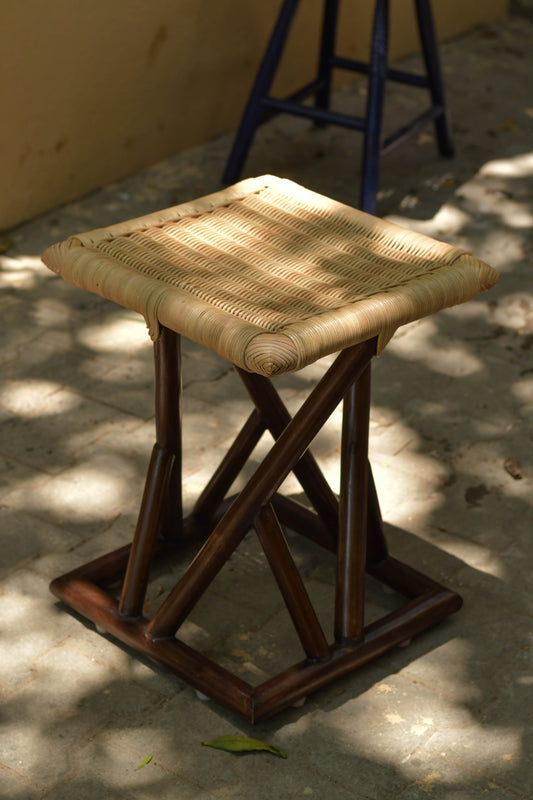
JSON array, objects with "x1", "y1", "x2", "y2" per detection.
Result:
[
  {"x1": 42, "y1": 177, "x2": 498, "y2": 722},
  {"x1": 43, "y1": 175, "x2": 497, "y2": 376}
]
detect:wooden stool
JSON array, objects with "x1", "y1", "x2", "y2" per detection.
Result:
[
  {"x1": 223, "y1": 0, "x2": 454, "y2": 213},
  {"x1": 43, "y1": 176, "x2": 497, "y2": 722}
]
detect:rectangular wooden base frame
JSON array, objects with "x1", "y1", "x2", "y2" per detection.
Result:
[{"x1": 50, "y1": 328, "x2": 462, "y2": 722}]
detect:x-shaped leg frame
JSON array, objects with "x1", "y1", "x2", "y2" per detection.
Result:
[{"x1": 50, "y1": 327, "x2": 462, "y2": 722}]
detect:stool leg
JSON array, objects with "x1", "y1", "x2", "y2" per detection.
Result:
[
  {"x1": 191, "y1": 409, "x2": 266, "y2": 527},
  {"x1": 414, "y1": 0, "x2": 454, "y2": 157},
  {"x1": 255, "y1": 504, "x2": 330, "y2": 660},
  {"x1": 118, "y1": 445, "x2": 175, "y2": 617},
  {"x1": 315, "y1": 0, "x2": 341, "y2": 117},
  {"x1": 146, "y1": 340, "x2": 375, "y2": 640},
  {"x1": 154, "y1": 327, "x2": 183, "y2": 542},
  {"x1": 118, "y1": 328, "x2": 183, "y2": 617},
  {"x1": 335, "y1": 363, "x2": 371, "y2": 643},
  {"x1": 222, "y1": 0, "x2": 301, "y2": 185},
  {"x1": 359, "y1": 0, "x2": 389, "y2": 214},
  {"x1": 237, "y1": 364, "x2": 387, "y2": 561},
  {"x1": 367, "y1": 463, "x2": 389, "y2": 563},
  {"x1": 235, "y1": 366, "x2": 339, "y2": 534}
]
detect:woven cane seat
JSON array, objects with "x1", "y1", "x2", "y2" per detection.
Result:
[{"x1": 43, "y1": 175, "x2": 498, "y2": 376}]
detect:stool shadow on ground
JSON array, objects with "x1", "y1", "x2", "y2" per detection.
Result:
[{"x1": 2, "y1": 204, "x2": 532, "y2": 797}]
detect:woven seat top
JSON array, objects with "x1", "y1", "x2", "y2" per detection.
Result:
[{"x1": 43, "y1": 175, "x2": 498, "y2": 376}]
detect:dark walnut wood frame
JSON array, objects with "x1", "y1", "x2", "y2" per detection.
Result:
[{"x1": 50, "y1": 326, "x2": 462, "y2": 722}]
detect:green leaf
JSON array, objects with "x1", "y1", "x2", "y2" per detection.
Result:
[
  {"x1": 135, "y1": 754, "x2": 153, "y2": 770},
  {"x1": 202, "y1": 735, "x2": 287, "y2": 759}
]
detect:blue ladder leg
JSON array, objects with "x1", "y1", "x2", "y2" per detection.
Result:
[
  {"x1": 414, "y1": 0, "x2": 455, "y2": 157},
  {"x1": 222, "y1": 0, "x2": 301, "y2": 185},
  {"x1": 315, "y1": 0, "x2": 341, "y2": 118},
  {"x1": 359, "y1": 0, "x2": 389, "y2": 214}
]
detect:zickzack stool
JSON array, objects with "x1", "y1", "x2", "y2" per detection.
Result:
[{"x1": 43, "y1": 176, "x2": 498, "y2": 722}]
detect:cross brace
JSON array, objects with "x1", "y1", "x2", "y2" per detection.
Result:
[{"x1": 50, "y1": 327, "x2": 462, "y2": 722}]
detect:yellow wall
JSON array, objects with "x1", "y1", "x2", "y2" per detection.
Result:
[{"x1": 1, "y1": 0, "x2": 508, "y2": 229}]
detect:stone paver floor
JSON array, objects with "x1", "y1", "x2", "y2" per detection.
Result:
[{"x1": 1, "y1": 10, "x2": 532, "y2": 799}]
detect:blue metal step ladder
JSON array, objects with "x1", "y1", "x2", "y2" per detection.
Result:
[{"x1": 222, "y1": 0, "x2": 454, "y2": 214}]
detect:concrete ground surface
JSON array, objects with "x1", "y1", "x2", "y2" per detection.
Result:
[{"x1": 1, "y1": 9, "x2": 532, "y2": 800}]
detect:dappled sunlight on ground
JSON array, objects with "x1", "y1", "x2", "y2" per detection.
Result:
[
  {"x1": 77, "y1": 317, "x2": 152, "y2": 353},
  {"x1": 1, "y1": 12, "x2": 533, "y2": 800},
  {"x1": 1, "y1": 380, "x2": 80, "y2": 418}
]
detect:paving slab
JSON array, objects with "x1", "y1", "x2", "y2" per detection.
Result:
[{"x1": 1, "y1": 10, "x2": 532, "y2": 800}]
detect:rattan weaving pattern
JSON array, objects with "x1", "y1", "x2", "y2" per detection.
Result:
[
  {"x1": 43, "y1": 176, "x2": 498, "y2": 375},
  {"x1": 92, "y1": 189, "x2": 465, "y2": 331}
]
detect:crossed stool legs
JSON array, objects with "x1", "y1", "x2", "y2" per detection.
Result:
[{"x1": 50, "y1": 326, "x2": 462, "y2": 722}]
